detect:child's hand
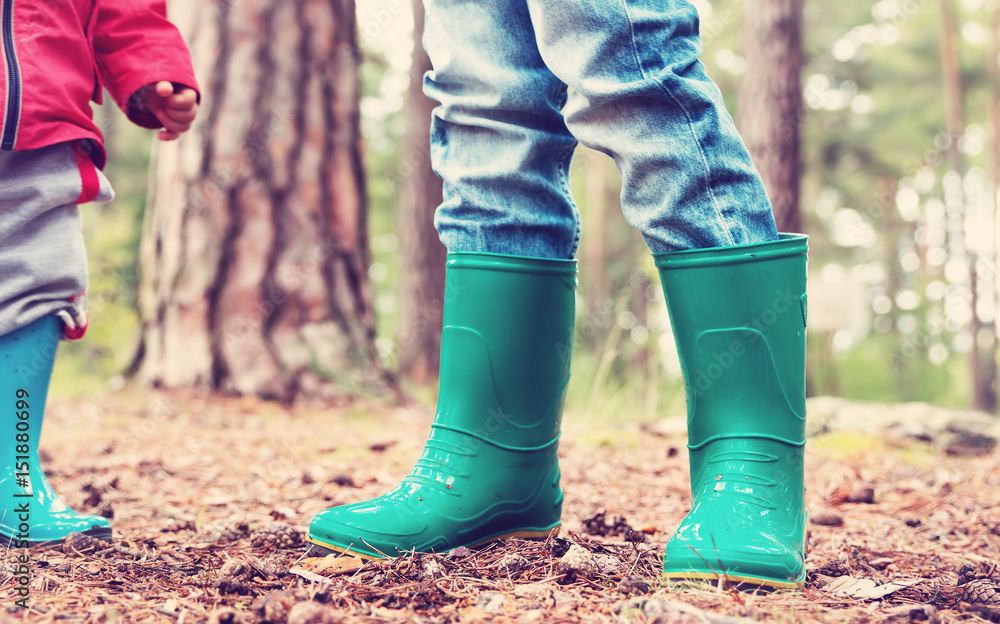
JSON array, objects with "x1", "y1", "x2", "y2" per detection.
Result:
[{"x1": 143, "y1": 81, "x2": 199, "y2": 141}]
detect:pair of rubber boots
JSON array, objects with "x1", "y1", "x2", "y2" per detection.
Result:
[
  {"x1": 308, "y1": 234, "x2": 809, "y2": 588},
  {"x1": 0, "y1": 236, "x2": 806, "y2": 584},
  {"x1": 1, "y1": 315, "x2": 112, "y2": 546}
]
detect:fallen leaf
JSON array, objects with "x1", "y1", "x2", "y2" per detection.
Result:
[
  {"x1": 297, "y1": 554, "x2": 365, "y2": 577},
  {"x1": 824, "y1": 576, "x2": 921, "y2": 599},
  {"x1": 288, "y1": 567, "x2": 334, "y2": 584}
]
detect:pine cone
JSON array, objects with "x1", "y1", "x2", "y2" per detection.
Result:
[
  {"x1": 198, "y1": 519, "x2": 250, "y2": 544},
  {"x1": 963, "y1": 579, "x2": 1000, "y2": 605},
  {"x1": 161, "y1": 518, "x2": 197, "y2": 533},
  {"x1": 250, "y1": 523, "x2": 303, "y2": 549},
  {"x1": 62, "y1": 531, "x2": 106, "y2": 555},
  {"x1": 219, "y1": 558, "x2": 254, "y2": 582}
]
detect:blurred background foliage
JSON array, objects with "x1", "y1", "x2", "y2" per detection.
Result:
[{"x1": 54, "y1": 0, "x2": 1000, "y2": 417}]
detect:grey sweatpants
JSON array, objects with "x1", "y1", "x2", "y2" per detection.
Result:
[{"x1": 0, "y1": 142, "x2": 114, "y2": 338}]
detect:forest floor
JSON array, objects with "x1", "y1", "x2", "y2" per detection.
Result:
[{"x1": 1, "y1": 392, "x2": 999, "y2": 623}]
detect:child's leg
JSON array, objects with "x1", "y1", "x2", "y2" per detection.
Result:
[
  {"x1": 422, "y1": 0, "x2": 579, "y2": 259},
  {"x1": 0, "y1": 142, "x2": 114, "y2": 544},
  {"x1": 525, "y1": 0, "x2": 779, "y2": 252},
  {"x1": 525, "y1": 1, "x2": 804, "y2": 587},
  {"x1": 307, "y1": 0, "x2": 580, "y2": 557}
]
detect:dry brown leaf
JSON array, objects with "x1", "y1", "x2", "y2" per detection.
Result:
[{"x1": 302, "y1": 553, "x2": 366, "y2": 576}]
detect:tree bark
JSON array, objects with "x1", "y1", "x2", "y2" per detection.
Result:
[
  {"x1": 981, "y1": 0, "x2": 999, "y2": 412},
  {"x1": 396, "y1": 0, "x2": 447, "y2": 384},
  {"x1": 739, "y1": 0, "x2": 803, "y2": 233},
  {"x1": 940, "y1": 0, "x2": 995, "y2": 412},
  {"x1": 133, "y1": 0, "x2": 387, "y2": 401}
]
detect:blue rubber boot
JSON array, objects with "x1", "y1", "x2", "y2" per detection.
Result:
[
  {"x1": 1, "y1": 316, "x2": 112, "y2": 545},
  {"x1": 307, "y1": 253, "x2": 575, "y2": 558},
  {"x1": 655, "y1": 234, "x2": 809, "y2": 588}
]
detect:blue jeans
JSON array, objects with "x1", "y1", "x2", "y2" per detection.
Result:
[{"x1": 423, "y1": 0, "x2": 779, "y2": 258}]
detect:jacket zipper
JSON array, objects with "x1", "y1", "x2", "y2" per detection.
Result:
[{"x1": 1, "y1": 0, "x2": 20, "y2": 150}]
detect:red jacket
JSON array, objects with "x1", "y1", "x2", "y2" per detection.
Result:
[{"x1": 0, "y1": 0, "x2": 199, "y2": 169}]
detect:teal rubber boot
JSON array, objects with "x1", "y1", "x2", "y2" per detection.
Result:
[
  {"x1": 1, "y1": 316, "x2": 112, "y2": 545},
  {"x1": 307, "y1": 253, "x2": 576, "y2": 558},
  {"x1": 655, "y1": 234, "x2": 808, "y2": 588}
]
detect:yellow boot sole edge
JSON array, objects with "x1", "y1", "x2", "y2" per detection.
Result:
[
  {"x1": 662, "y1": 570, "x2": 806, "y2": 590},
  {"x1": 305, "y1": 526, "x2": 561, "y2": 561}
]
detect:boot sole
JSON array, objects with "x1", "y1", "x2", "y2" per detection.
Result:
[
  {"x1": 1, "y1": 525, "x2": 113, "y2": 548},
  {"x1": 305, "y1": 526, "x2": 560, "y2": 560},
  {"x1": 662, "y1": 569, "x2": 805, "y2": 590},
  {"x1": 662, "y1": 524, "x2": 809, "y2": 590}
]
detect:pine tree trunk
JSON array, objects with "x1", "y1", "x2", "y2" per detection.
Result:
[
  {"x1": 940, "y1": 0, "x2": 995, "y2": 412},
  {"x1": 133, "y1": 0, "x2": 387, "y2": 401},
  {"x1": 739, "y1": 0, "x2": 803, "y2": 233},
  {"x1": 983, "y1": 1, "x2": 999, "y2": 413},
  {"x1": 396, "y1": 0, "x2": 447, "y2": 384}
]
